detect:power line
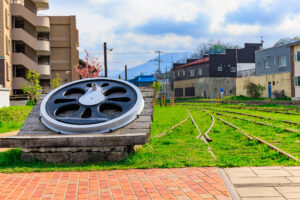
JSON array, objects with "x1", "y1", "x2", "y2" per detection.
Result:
[{"x1": 79, "y1": 50, "x2": 200, "y2": 55}]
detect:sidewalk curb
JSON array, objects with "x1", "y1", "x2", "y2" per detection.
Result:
[{"x1": 218, "y1": 168, "x2": 240, "y2": 200}]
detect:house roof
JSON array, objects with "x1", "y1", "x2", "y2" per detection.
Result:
[
  {"x1": 173, "y1": 57, "x2": 209, "y2": 70},
  {"x1": 129, "y1": 75, "x2": 158, "y2": 83},
  {"x1": 288, "y1": 41, "x2": 300, "y2": 47}
]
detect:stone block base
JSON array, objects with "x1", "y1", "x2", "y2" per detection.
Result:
[{"x1": 21, "y1": 146, "x2": 134, "y2": 164}]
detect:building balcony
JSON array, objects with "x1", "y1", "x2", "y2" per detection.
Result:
[
  {"x1": 11, "y1": 4, "x2": 50, "y2": 32},
  {"x1": 32, "y1": 0, "x2": 49, "y2": 10},
  {"x1": 12, "y1": 53, "x2": 50, "y2": 76},
  {"x1": 13, "y1": 77, "x2": 27, "y2": 90},
  {"x1": 11, "y1": 0, "x2": 49, "y2": 11},
  {"x1": 12, "y1": 28, "x2": 50, "y2": 55}
]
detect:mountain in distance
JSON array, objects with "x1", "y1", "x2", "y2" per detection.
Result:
[
  {"x1": 107, "y1": 69, "x2": 123, "y2": 78},
  {"x1": 110, "y1": 52, "x2": 196, "y2": 80}
]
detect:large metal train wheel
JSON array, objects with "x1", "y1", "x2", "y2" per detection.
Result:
[{"x1": 40, "y1": 78, "x2": 144, "y2": 134}]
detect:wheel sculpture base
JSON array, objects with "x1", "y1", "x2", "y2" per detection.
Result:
[
  {"x1": 0, "y1": 87, "x2": 154, "y2": 164},
  {"x1": 21, "y1": 146, "x2": 135, "y2": 164}
]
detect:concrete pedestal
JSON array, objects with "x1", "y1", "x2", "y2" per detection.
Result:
[
  {"x1": 0, "y1": 87, "x2": 154, "y2": 164},
  {"x1": 21, "y1": 146, "x2": 135, "y2": 164}
]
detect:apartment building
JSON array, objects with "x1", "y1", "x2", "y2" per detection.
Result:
[
  {"x1": 171, "y1": 43, "x2": 261, "y2": 98},
  {"x1": 0, "y1": 0, "x2": 79, "y2": 95},
  {"x1": 49, "y1": 16, "x2": 79, "y2": 84},
  {"x1": 0, "y1": 0, "x2": 13, "y2": 89}
]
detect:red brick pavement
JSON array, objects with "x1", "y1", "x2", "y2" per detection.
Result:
[{"x1": 0, "y1": 168, "x2": 231, "y2": 200}]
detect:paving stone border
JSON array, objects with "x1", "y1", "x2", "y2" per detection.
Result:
[{"x1": 224, "y1": 167, "x2": 300, "y2": 200}]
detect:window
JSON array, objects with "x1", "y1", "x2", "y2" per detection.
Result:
[
  {"x1": 182, "y1": 70, "x2": 185, "y2": 77},
  {"x1": 295, "y1": 51, "x2": 300, "y2": 62},
  {"x1": 296, "y1": 77, "x2": 300, "y2": 86},
  {"x1": 273, "y1": 57, "x2": 276, "y2": 66},
  {"x1": 6, "y1": 63, "x2": 11, "y2": 81},
  {"x1": 230, "y1": 67, "x2": 236, "y2": 72},
  {"x1": 273, "y1": 81, "x2": 275, "y2": 86},
  {"x1": 279, "y1": 56, "x2": 286, "y2": 67},
  {"x1": 177, "y1": 71, "x2": 180, "y2": 77},
  {"x1": 198, "y1": 68, "x2": 202, "y2": 76},
  {"x1": 189, "y1": 69, "x2": 195, "y2": 77},
  {"x1": 175, "y1": 88, "x2": 183, "y2": 97},
  {"x1": 264, "y1": 59, "x2": 270, "y2": 68},
  {"x1": 5, "y1": 9, "x2": 10, "y2": 29},
  {"x1": 15, "y1": 19, "x2": 25, "y2": 29},
  {"x1": 6, "y1": 37, "x2": 11, "y2": 55},
  {"x1": 185, "y1": 87, "x2": 195, "y2": 96},
  {"x1": 13, "y1": 66, "x2": 26, "y2": 78},
  {"x1": 217, "y1": 66, "x2": 223, "y2": 71}
]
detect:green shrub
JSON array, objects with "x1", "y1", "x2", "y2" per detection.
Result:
[
  {"x1": 22, "y1": 70, "x2": 42, "y2": 102},
  {"x1": 243, "y1": 79, "x2": 266, "y2": 98},
  {"x1": 26, "y1": 100, "x2": 36, "y2": 106}
]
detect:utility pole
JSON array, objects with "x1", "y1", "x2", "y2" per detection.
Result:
[
  {"x1": 125, "y1": 65, "x2": 127, "y2": 81},
  {"x1": 155, "y1": 50, "x2": 163, "y2": 72},
  {"x1": 104, "y1": 42, "x2": 107, "y2": 77}
]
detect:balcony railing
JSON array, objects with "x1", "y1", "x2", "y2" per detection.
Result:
[
  {"x1": 11, "y1": 4, "x2": 50, "y2": 30},
  {"x1": 11, "y1": 0, "x2": 37, "y2": 13}
]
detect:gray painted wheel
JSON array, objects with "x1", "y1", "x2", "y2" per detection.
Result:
[{"x1": 40, "y1": 78, "x2": 144, "y2": 134}]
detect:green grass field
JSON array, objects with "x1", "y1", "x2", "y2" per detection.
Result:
[
  {"x1": 0, "y1": 106, "x2": 33, "y2": 134},
  {"x1": 0, "y1": 103, "x2": 299, "y2": 173}
]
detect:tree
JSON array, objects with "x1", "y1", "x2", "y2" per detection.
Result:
[
  {"x1": 151, "y1": 81, "x2": 162, "y2": 96},
  {"x1": 243, "y1": 79, "x2": 265, "y2": 98},
  {"x1": 196, "y1": 40, "x2": 239, "y2": 55},
  {"x1": 50, "y1": 73, "x2": 62, "y2": 89},
  {"x1": 22, "y1": 70, "x2": 42, "y2": 102},
  {"x1": 75, "y1": 50, "x2": 102, "y2": 79},
  {"x1": 274, "y1": 36, "x2": 300, "y2": 46}
]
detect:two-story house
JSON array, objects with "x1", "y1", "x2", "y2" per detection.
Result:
[
  {"x1": 171, "y1": 43, "x2": 261, "y2": 98},
  {"x1": 236, "y1": 44, "x2": 292, "y2": 98}
]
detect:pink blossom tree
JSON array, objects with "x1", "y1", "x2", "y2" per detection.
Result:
[{"x1": 75, "y1": 50, "x2": 102, "y2": 79}]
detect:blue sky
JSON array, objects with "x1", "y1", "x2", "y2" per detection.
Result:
[{"x1": 41, "y1": 0, "x2": 300, "y2": 70}]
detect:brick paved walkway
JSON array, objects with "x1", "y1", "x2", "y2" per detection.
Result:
[{"x1": 0, "y1": 168, "x2": 230, "y2": 200}]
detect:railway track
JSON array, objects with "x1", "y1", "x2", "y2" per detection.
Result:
[
  {"x1": 223, "y1": 106, "x2": 300, "y2": 115},
  {"x1": 183, "y1": 104, "x2": 300, "y2": 131},
  {"x1": 216, "y1": 116, "x2": 299, "y2": 162},
  {"x1": 185, "y1": 106, "x2": 300, "y2": 163},
  {"x1": 188, "y1": 110, "x2": 216, "y2": 159},
  {"x1": 213, "y1": 111, "x2": 298, "y2": 133},
  {"x1": 202, "y1": 107, "x2": 300, "y2": 126},
  {"x1": 180, "y1": 103, "x2": 300, "y2": 115},
  {"x1": 155, "y1": 114, "x2": 189, "y2": 138}
]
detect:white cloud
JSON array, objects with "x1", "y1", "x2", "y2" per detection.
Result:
[
  {"x1": 123, "y1": 33, "x2": 194, "y2": 49},
  {"x1": 40, "y1": 0, "x2": 300, "y2": 70},
  {"x1": 224, "y1": 24, "x2": 260, "y2": 35},
  {"x1": 90, "y1": 0, "x2": 202, "y2": 26},
  {"x1": 276, "y1": 15, "x2": 300, "y2": 36},
  {"x1": 200, "y1": 0, "x2": 255, "y2": 32}
]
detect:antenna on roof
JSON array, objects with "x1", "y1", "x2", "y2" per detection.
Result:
[{"x1": 260, "y1": 35, "x2": 264, "y2": 49}]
